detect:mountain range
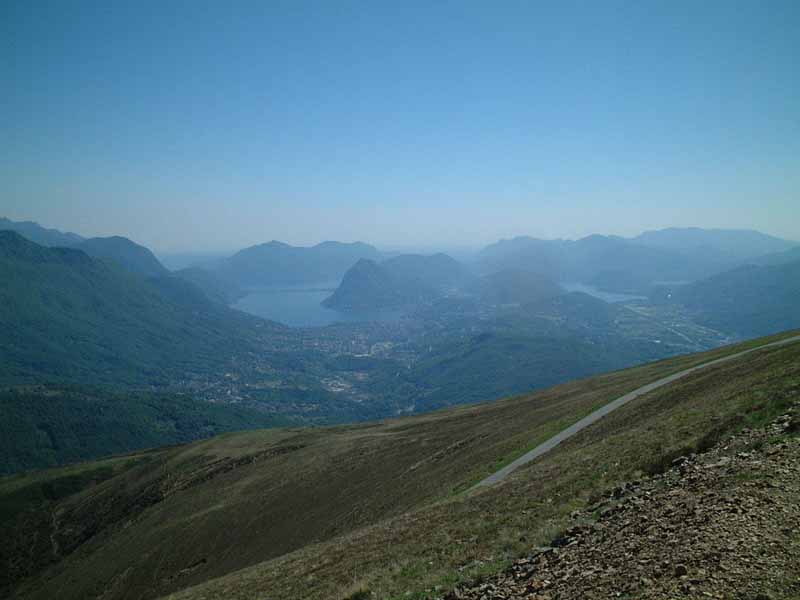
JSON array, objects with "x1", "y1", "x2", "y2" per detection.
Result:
[
  {"x1": 0, "y1": 218, "x2": 169, "y2": 278},
  {"x1": 4, "y1": 216, "x2": 797, "y2": 301},
  {"x1": 0, "y1": 217, "x2": 85, "y2": 247},
  {"x1": 478, "y1": 228, "x2": 797, "y2": 293},
  {"x1": 632, "y1": 226, "x2": 796, "y2": 261},
  {"x1": 214, "y1": 240, "x2": 382, "y2": 286}
]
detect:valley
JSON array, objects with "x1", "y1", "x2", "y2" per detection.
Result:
[
  {"x1": 2, "y1": 331, "x2": 798, "y2": 600},
  {"x1": 2, "y1": 220, "x2": 797, "y2": 475}
]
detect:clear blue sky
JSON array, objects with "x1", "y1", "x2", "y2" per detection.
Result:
[{"x1": 2, "y1": 0, "x2": 798, "y2": 252}]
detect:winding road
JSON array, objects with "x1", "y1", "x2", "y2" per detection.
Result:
[{"x1": 474, "y1": 334, "x2": 800, "y2": 488}]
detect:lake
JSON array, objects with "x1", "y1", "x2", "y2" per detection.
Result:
[{"x1": 232, "y1": 283, "x2": 403, "y2": 327}]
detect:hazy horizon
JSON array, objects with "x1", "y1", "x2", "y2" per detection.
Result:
[
  {"x1": 3, "y1": 214, "x2": 798, "y2": 261},
  {"x1": 3, "y1": 1, "x2": 799, "y2": 252}
]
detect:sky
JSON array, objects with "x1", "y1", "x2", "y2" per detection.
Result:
[{"x1": 2, "y1": 0, "x2": 799, "y2": 253}]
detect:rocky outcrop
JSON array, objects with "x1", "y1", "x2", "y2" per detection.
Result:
[{"x1": 447, "y1": 406, "x2": 800, "y2": 599}]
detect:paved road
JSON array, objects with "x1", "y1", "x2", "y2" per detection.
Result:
[{"x1": 474, "y1": 334, "x2": 800, "y2": 488}]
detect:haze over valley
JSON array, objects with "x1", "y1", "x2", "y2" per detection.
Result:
[{"x1": 2, "y1": 216, "x2": 799, "y2": 475}]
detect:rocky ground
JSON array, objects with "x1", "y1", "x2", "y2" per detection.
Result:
[{"x1": 446, "y1": 404, "x2": 800, "y2": 600}]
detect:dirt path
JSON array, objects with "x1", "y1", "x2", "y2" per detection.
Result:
[{"x1": 474, "y1": 334, "x2": 800, "y2": 488}]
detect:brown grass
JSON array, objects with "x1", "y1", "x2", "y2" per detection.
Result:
[{"x1": 3, "y1": 330, "x2": 798, "y2": 600}]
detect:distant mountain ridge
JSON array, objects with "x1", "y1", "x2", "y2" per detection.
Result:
[
  {"x1": 0, "y1": 218, "x2": 170, "y2": 279},
  {"x1": 216, "y1": 240, "x2": 382, "y2": 286},
  {"x1": 633, "y1": 227, "x2": 796, "y2": 261},
  {"x1": 0, "y1": 217, "x2": 84, "y2": 247},
  {"x1": 73, "y1": 236, "x2": 169, "y2": 278},
  {"x1": 478, "y1": 234, "x2": 702, "y2": 292},
  {"x1": 5, "y1": 218, "x2": 797, "y2": 308},
  {"x1": 477, "y1": 228, "x2": 798, "y2": 293}
]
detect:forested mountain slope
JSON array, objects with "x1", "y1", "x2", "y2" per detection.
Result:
[
  {"x1": 73, "y1": 236, "x2": 169, "y2": 278},
  {"x1": 0, "y1": 231, "x2": 282, "y2": 386},
  {"x1": 660, "y1": 259, "x2": 800, "y2": 337}
]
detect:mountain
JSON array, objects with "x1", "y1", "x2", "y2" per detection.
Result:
[
  {"x1": 172, "y1": 266, "x2": 245, "y2": 304},
  {"x1": 320, "y1": 258, "x2": 401, "y2": 310},
  {"x1": 750, "y1": 245, "x2": 800, "y2": 266},
  {"x1": 217, "y1": 240, "x2": 382, "y2": 286},
  {"x1": 477, "y1": 236, "x2": 569, "y2": 278},
  {"x1": 0, "y1": 231, "x2": 281, "y2": 386},
  {"x1": 379, "y1": 253, "x2": 471, "y2": 288},
  {"x1": 323, "y1": 253, "x2": 471, "y2": 311},
  {"x1": 1, "y1": 219, "x2": 170, "y2": 279},
  {"x1": 0, "y1": 217, "x2": 84, "y2": 247},
  {"x1": 565, "y1": 234, "x2": 708, "y2": 291},
  {"x1": 468, "y1": 269, "x2": 563, "y2": 305},
  {"x1": 478, "y1": 234, "x2": 701, "y2": 292},
  {"x1": 3, "y1": 332, "x2": 797, "y2": 600},
  {"x1": 477, "y1": 228, "x2": 797, "y2": 294},
  {"x1": 660, "y1": 259, "x2": 800, "y2": 338},
  {"x1": 633, "y1": 227, "x2": 797, "y2": 261},
  {"x1": 73, "y1": 236, "x2": 169, "y2": 278}
]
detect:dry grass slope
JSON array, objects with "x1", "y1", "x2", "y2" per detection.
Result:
[
  {"x1": 166, "y1": 331, "x2": 800, "y2": 600},
  {"x1": 2, "y1": 330, "x2": 798, "y2": 600}
]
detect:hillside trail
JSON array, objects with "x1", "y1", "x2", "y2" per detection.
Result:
[
  {"x1": 451, "y1": 399, "x2": 800, "y2": 599},
  {"x1": 474, "y1": 334, "x2": 800, "y2": 489}
]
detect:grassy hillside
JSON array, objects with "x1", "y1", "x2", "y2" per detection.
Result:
[
  {"x1": 173, "y1": 331, "x2": 800, "y2": 600},
  {"x1": 3, "y1": 330, "x2": 797, "y2": 600},
  {"x1": 0, "y1": 385, "x2": 296, "y2": 475}
]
